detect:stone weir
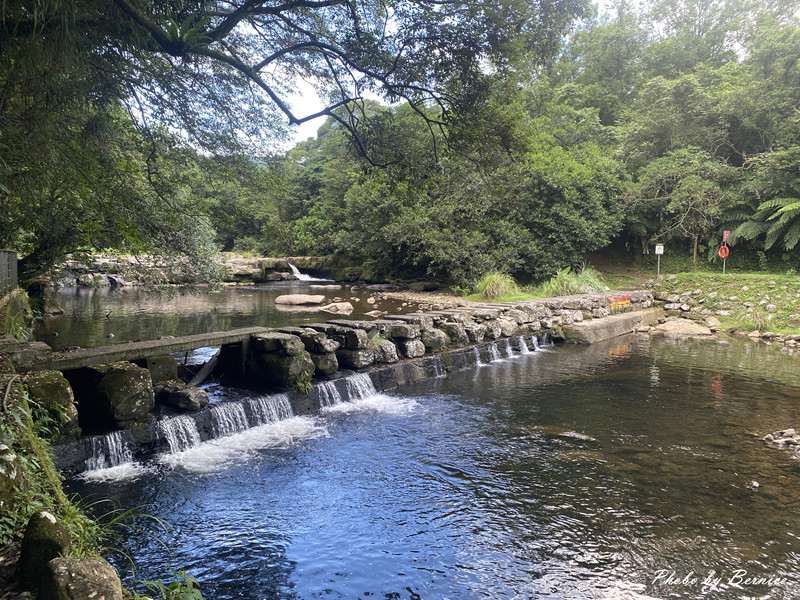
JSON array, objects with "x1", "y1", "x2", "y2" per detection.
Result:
[{"x1": 2, "y1": 291, "x2": 654, "y2": 474}]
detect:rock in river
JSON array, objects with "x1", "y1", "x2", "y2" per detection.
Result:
[
  {"x1": 653, "y1": 318, "x2": 713, "y2": 337},
  {"x1": 275, "y1": 294, "x2": 326, "y2": 305}
]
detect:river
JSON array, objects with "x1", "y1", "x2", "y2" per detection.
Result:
[{"x1": 69, "y1": 335, "x2": 800, "y2": 599}]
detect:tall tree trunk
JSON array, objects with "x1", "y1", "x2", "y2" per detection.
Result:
[{"x1": 692, "y1": 236, "x2": 699, "y2": 267}]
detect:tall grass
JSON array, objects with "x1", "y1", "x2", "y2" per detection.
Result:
[
  {"x1": 472, "y1": 272, "x2": 519, "y2": 300},
  {"x1": 530, "y1": 267, "x2": 609, "y2": 297}
]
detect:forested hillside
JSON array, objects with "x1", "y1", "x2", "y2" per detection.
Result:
[{"x1": 2, "y1": 0, "x2": 798, "y2": 286}]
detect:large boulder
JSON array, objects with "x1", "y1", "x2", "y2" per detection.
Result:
[
  {"x1": 24, "y1": 370, "x2": 80, "y2": 440},
  {"x1": 483, "y1": 319, "x2": 502, "y2": 339},
  {"x1": 253, "y1": 332, "x2": 305, "y2": 356},
  {"x1": 250, "y1": 351, "x2": 315, "y2": 391},
  {"x1": 41, "y1": 557, "x2": 124, "y2": 600},
  {"x1": 311, "y1": 352, "x2": 339, "y2": 376},
  {"x1": 320, "y1": 302, "x2": 354, "y2": 315},
  {"x1": 155, "y1": 380, "x2": 209, "y2": 412},
  {"x1": 336, "y1": 349, "x2": 375, "y2": 369},
  {"x1": 308, "y1": 324, "x2": 369, "y2": 350},
  {"x1": 274, "y1": 294, "x2": 326, "y2": 305},
  {"x1": 420, "y1": 328, "x2": 448, "y2": 352},
  {"x1": 278, "y1": 327, "x2": 340, "y2": 354},
  {"x1": 398, "y1": 339, "x2": 426, "y2": 359},
  {"x1": 136, "y1": 355, "x2": 178, "y2": 383},
  {"x1": 654, "y1": 318, "x2": 713, "y2": 337},
  {"x1": 93, "y1": 362, "x2": 154, "y2": 425},
  {"x1": 18, "y1": 511, "x2": 71, "y2": 591},
  {"x1": 463, "y1": 323, "x2": 486, "y2": 344},
  {"x1": 440, "y1": 322, "x2": 469, "y2": 346},
  {"x1": 372, "y1": 339, "x2": 399, "y2": 364}
]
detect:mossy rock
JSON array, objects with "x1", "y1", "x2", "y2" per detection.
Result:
[
  {"x1": 42, "y1": 557, "x2": 124, "y2": 600},
  {"x1": 92, "y1": 362, "x2": 154, "y2": 425},
  {"x1": 24, "y1": 371, "x2": 80, "y2": 441},
  {"x1": 17, "y1": 511, "x2": 71, "y2": 591},
  {"x1": 250, "y1": 350, "x2": 315, "y2": 392}
]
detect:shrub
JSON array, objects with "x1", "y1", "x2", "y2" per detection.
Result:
[
  {"x1": 531, "y1": 267, "x2": 609, "y2": 297},
  {"x1": 473, "y1": 272, "x2": 519, "y2": 300}
]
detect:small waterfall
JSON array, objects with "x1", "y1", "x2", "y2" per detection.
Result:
[
  {"x1": 247, "y1": 394, "x2": 293, "y2": 426},
  {"x1": 157, "y1": 415, "x2": 201, "y2": 453},
  {"x1": 488, "y1": 342, "x2": 502, "y2": 362},
  {"x1": 501, "y1": 338, "x2": 514, "y2": 358},
  {"x1": 431, "y1": 357, "x2": 445, "y2": 378},
  {"x1": 288, "y1": 263, "x2": 330, "y2": 282},
  {"x1": 318, "y1": 381, "x2": 343, "y2": 407},
  {"x1": 541, "y1": 332, "x2": 552, "y2": 346},
  {"x1": 288, "y1": 263, "x2": 314, "y2": 281},
  {"x1": 85, "y1": 431, "x2": 133, "y2": 471},
  {"x1": 210, "y1": 402, "x2": 250, "y2": 437},
  {"x1": 531, "y1": 335, "x2": 540, "y2": 351},
  {"x1": 345, "y1": 373, "x2": 377, "y2": 401},
  {"x1": 473, "y1": 346, "x2": 485, "y2": 366},
  {"x1": 518, "y1": 336, "x2": 530, "y2": 354}
]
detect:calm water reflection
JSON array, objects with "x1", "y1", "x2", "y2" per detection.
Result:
[
  {"x1": 36, "y1": 283, "x2": 411, "y2": 350},
  {"x1": 72, "y1": 336, "x2": 800, "y2": 599}
]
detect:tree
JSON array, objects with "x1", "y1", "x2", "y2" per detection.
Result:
[
  {"x1": 733, "y1": 146, "x2": 800, "y2": 251},
  {"x1": 627, "y1": 148, "x2": 728, "y2": 263}
]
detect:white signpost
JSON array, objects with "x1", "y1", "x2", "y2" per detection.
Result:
[{"x1": 654, "y1": 244, "x2": 664, "y2": 278}]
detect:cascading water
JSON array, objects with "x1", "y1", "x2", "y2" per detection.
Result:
[
  {"x1": 157, "y1": 415, "x2": 201, "y2": 453},
  {"x1": 531, "y1": 335, "x2": 540, "y2": 350},
  {"x1": 210, "y1": 402, "x2": 250, "y2": 437},
  {"x1": 247, "y1": 394, "x2": 293, "y2": 426},
  {"x1": 345, "y1": 373, "x2": 377, "y2": 401},
  {"x1": 488, "y1": 342, "x2": 503, "y2": 362},
  {"x1": 288, "y1": 263, "x2": 331, "y2": 282},
  {"x1": 431, "y1": 357, "x2": 445, "y2": 378},
  {"x1": 318, "y1": 381, "x2": 343, "y2": 407},
  {"x1": 518, "y1": 336, "x2": 530, "y2": 354},
  {"x1": 85, "y1": 430, "x2": 134, "y2": 471},
  {"x1": 501, "y1": 338, "x2": 514, "y2": 358},
  {"x1": 541, "y1": 332, "x2": 552, "y2": 346},
  {"x1": 473, "y1": 346, "x2": 485, "y2": 366}
]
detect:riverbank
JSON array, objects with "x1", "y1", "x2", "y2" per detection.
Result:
[{"x1": 652, "y1": 271, "x2": 800, "y2": 353}]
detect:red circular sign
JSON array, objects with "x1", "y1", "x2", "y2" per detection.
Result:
[{"x1": 718, "y1": 245, "x2": 730, "y2": 259}]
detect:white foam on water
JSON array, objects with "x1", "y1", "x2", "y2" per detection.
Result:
[
  {"x1": 288, "y1": 263, "x2": 332, "y2": 282},
  {"x1": 158, "y1": 416, "x2": 328, "y2": 473},
  {"x1": 322, "y1": 371, "x2": 419, "y2": 415},
  {"x1": 84, "y1": 430, "x2": 133, "y2": 471},
  {"x1": 323, "y1": 393, "x2": 419, "y2": 416},
  {"x1": 517, "y1": 336, "x2": 530, "y2": 354},
  {"x1": 77, "y1": 461, "x2": 154, "y2": 482}
]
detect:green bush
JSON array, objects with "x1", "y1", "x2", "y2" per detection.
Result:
[
  {"x1": 473, "y1": 272, "x2": 520, "y2": 300},
  {"x1": 531, "y1": 267, "x2": 609, "y2": 297}
]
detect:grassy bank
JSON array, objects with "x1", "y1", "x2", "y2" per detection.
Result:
[
  {"x1": 466, "y1": 269, "x2": 610, "y2": 303},
  {"x1": 653, "y1": 271, "x2": 800, "y2": 334}
]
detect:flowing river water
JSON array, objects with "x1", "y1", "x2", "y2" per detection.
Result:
[{"x1": 68, "y1": 334, "x2": 800, "y2": 599}]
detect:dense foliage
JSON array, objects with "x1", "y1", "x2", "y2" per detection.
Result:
[
  {"x1": 203, "y1": 0, "x2": 800, "y2": 284},
  {"x1": 2, "y1": 0, "x2": 798, "y2": 286}
]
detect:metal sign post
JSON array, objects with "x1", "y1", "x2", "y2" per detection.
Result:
[
  {"x1": 654, "y1": 244, "x2": 664, "y2": 278},
  {"x1": 720, "y1": 230, "x2": 731, "y2": 274}
]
